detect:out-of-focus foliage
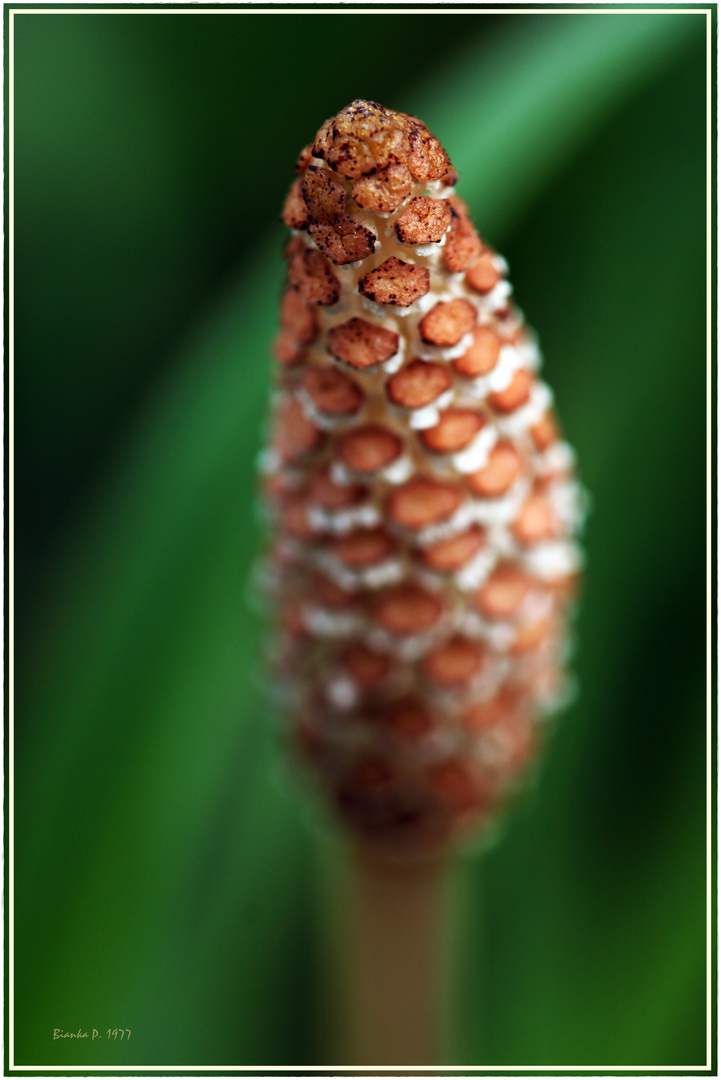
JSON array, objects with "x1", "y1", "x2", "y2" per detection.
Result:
[{"x1": 13, "y1": 9, "x2": 710, "y2": 1069}]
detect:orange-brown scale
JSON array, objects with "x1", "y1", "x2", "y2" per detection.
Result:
[
  {"x1": 263, "y1": 471, "x2": 298, "y2": 501},
  {"x1": 420, "y1": 409, "x2": 485, "y2": 453},
  {"x1": 281, "y1": 178, "x2": 312, "y2": 230},
  {"x1": 280, "y1": 288, "x2": 317, "y2": 347},
  {"x1": 419, "y1": 298, "x2": 476, "y2": 347},
  {"x1": 422, "y1": 636, "x2": 484, "y2": 687},
  {"x1": 443, "y1": 196, "x2": 483, "y2": 273},
  {"x1": 281, "y1": 599, "x2": 309, "y2": 638},
  {"x1": 488, "y1": 369, "x2": 534, "y2": 414},
  {"x1": 312, "y1": 100, "x2": 450, "y2": 183},
  {"x1": 388, "y1": 477, "x2": 462, "y2": 529},
  {"x1": 287, "y1": 240, "x2": 341, "y2": 306},
  {"x1": 309, "y1": 219, "x2": 376, "y2": 265},
  {"x1": 296, "y1": 145, "x2": 314, "y2": 174},
  {"x1": 475, "y1": 564, "x2": 531, "y2": 621},
  {"x1": 301, "y1": 165, "x2": 347, "y2": 222},
  {"x1": 373, "y1": 583, "x2": 443, "y2": 635},
  {"x1": 395, "y1": 197, "x2": 452, "y2": 245},
  {"x1": 530, "y1": 411, "x2": 561, "y2": 451},
  {"x1": 339, "y1": 426, "x2": 403, "y2": 474},
  {"x1": 334, "y1": 756, "x2": 416, "y2": 841},
  {"x1": 510, "y1": 616, "x2": 554, "y2": 655},
  {"x1": 420, "y1": 525, "x2": 486, "y2": 572},
  {"x1": 275, "y1": 399, "x2": 324, "y2": 463},
  {"x1": 279, "y1": 493, "x2": 317, "y2": 542},
  {"x1": 467, "y1": 442, "x2": 524, "y2": 498},
  {"x1": 332, "y1": 527, "x2": 396, "y2": 567},
  {"x1": 462, "y1": 686, "x2": 528, "y2": 733},
  {"x1": 512, "y1": 491, "x2": 558, "y2": 545},
  {"x1": 341, "y1": 643, "x2": 394, "y2": 688},
  {"x1": 273, "y1": 336, "x2": 305, "y2": 367},
  {"x1": 387, "y1": 359, "x2": 451, "y2": 409},
  {"x1": 351, "y1": 164, "x2": 415, "y2": 213},
  {"x1": 337, "y1": 755, "x2": 394, "y2": 803},
  {"x1": 453, "y1": 325, "x2": 502, "y2": 378},
  {"x1": 358, "y1": 257, "x2": 430, "y2": 307},
  {"x1": 311, "y1": 574, "x2": 356, "y2": 610},
  {"x1": 427, "y1": 761, "x2": 484, "y2": 815},
  {"x1": 465, "y1": 250, "x2": 502, "y2": 294},
  {"x1": 377, "y1": 698, "x2": 434, "y2": 739},
  {"x1": 308, "y1": 464, "x2": 366, "y2": 508},
  {"x1": 302, "y1": 365, "x2": 363, "y2": 416},
  {"x1": 327, "y1": 317, "x2": 399, "y2": 371}
]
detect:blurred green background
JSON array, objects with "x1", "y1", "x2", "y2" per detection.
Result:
[{"x1": 11, "y1": 6, "x2": 712, "y2": 1070}]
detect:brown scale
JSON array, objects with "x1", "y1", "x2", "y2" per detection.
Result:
[
  {"x1": 281, "y1": 288, "x2": 317, "y2": 347},
  {"x1": 339, "y1": 426, "x2": 403, "y2": 473},
  {"x1": 274, "y1": 337, "x2": 305, "y2": 367},
  {"x1": 331, "y1": 527, "x2": 396, "y2": 567},
  {"x1": 263, "y1": 471, "x2": 297, "y2": 501},
  {"x1": 475, "y1": 564, "x2": 531, "y2": 621},
  {"x1": 466, "y1": 250, "x2": 502, "y2": 294},
  {"x1": 488, "y1": 369, "x2": 534, "y2": 414},
  {"x1": 280, "y1": 493, "x2": 316, "y2": 542},
  {"x1": 420, "y1": 409, "x2": 485, "y2": 453},
  {"x1": 419, "y1": 298, "x2": 476, "y2": 346},
  {"x1": 421, "y1": 637, "x2": 484, "y2": 688},
  {"x1": 462, "y1": 685, "x2": 528, "y2": 733},
  {"x1": 311, "y1": 574, "x2": 356, "y2": 610},
  {"x1": 387, "y1": 360, "x2": 451, "y2": 409},
  {"x1": 295, "y1": 145, "x2": 314, "y2": 174},
  {"x1": 467, "y1": 442, "x2": 523, "y2": 498},
  {"x1": 372, "y1": 583, "x2": 443, "y2": 635},
  {"x1": 352, "y1": 165, "x2": 415, "y2": 213},
  {"x1": 281, "y1": 179, "x2": 312, "y2": 230},
  {"x1": 275, "y1": 399, "x2": 324, "y2": 463},
  {"x1": 312, "y1": 100, "x2": 450, "y2": 182},
  {"x1": 281, "y1": 599, "x2": 308, "y2": 639},
  {"x1": 376, "y1": 697, "x2": 434, "y2": 740},
  {"x1": 530, "y1": 410, "x2": 561, "y2": 451},
  {"x1": 287, "y1": 160, "x2": 379, "y2": 266},
  {"x1": 309, "y1": 219, "x2": 377, "y2": 265},
  {"x1": 301, "y1": 165, "x2": 347, "y2": 222},
  {"x1": 337, "y1": 755, "x2": 394, "y2": 811},
  {"x1": 308, "y1": 464, "x2": 365, "y2": 508},
  {"x1": 333, "y1": 757, "x2": 433, "y2": 847},
  {"x1": 287, "y1": 240, "x2": 340, "y2": 306},
  {"x1": 443, "y1": 196, "x2": 483, "y2": 273},
  {"x1": 512, "y1": 490, "x2": 559, "y2": 545},
  {"x1": 387, "y1": 477, "x2": 462, "y2": 529},
  {"x1": 358, "y1": 257, "x2": 430, "y2": 307},
  {"x1": 453, "y1": 325, "x2": 502, "y2": 378},
  {"x1": 341, "y1": 643, "x2": 394, "y2": 688},
  {"x1": 420, "y1": 525, "x2": 486, "y2": 572},
  {"x1": 510, "y1": 616, "x2": 555, "y2": 655},
  {"x1": 395, "y1": 197, "x2": 452, "y2": 245},
  {"x1": 327, "y1": 317, "x2": 399, "y2": 370},
  {"x1": 302, "y1": 365, "x2": 363, "y2": 416},
  {"x1": 426, "y1": 761, "x2": 486, "y2": 816}
]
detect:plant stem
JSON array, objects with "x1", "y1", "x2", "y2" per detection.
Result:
[{"x1": 335, "y1": 844, "x2": 455, "y2": 1068}]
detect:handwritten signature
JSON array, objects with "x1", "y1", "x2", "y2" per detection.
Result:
[{"x1": 53, "y1": 1029, "x2": 131, "y2": 1040}]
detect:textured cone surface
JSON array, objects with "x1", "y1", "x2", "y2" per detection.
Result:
[{"x1": 263, "y1": 100, "x2": 584, "y2": 860}]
